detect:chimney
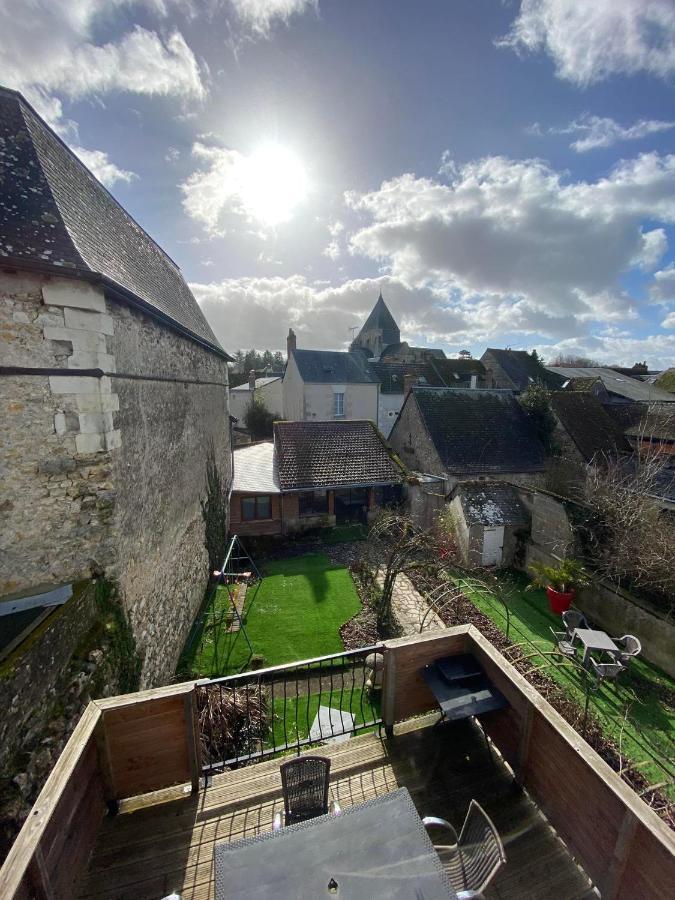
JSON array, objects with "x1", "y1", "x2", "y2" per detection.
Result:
[
  {"x1": 403, "y1": 373, "x2": 417, "y2": 397},
  {"x1": 287, "y1": 328, "x2": 297, "y2": 356},
  {"x1": 248, "y1": 369, "x2": 256, "y2": 391}
]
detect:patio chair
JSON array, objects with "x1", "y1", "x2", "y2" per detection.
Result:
[
  {"x1": 423, "y1": 800, "x2": 506, "y2": 899},
  {"x1": 589, "y1": 657, "x2": 625, "y2": 685},
  {"x1": 614, "y1": 634, "x2": 641, "y2": 666},
  {"x1": 550, "y1": 609, "x2": 588, "y2": 658},
  {"x1": 272, "y1": 755, "x2": 341, "y2": 830}
]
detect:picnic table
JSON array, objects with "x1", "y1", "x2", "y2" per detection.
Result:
[
  {"x1": 573, "y1": 628, "x2": 620, "y2": 667},
  {"x1": 213, "y1": 787, "x2": 457, "y2": 899}
]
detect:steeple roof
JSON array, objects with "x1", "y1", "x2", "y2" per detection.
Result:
[{"x1": 357, "y1": 293, "x2": 400, "y2": 347}]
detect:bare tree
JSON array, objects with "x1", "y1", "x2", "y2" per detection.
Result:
[
  {"x1": 365, "y1": 512, "x2": 441, "y2": 636},
  {"x1": 579, "y1": 409, "x2": 675, "y2": 610},
  {"x1": 548, "y1": 353, "x2": 600, "y2": 367}
]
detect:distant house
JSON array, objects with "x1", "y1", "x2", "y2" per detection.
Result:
[
  {"x1": 548, "y1": 366, "x2": 675, "y2": 404},
  {"x1": 549, "y1": 392, "x2": 631, "y2": 465},
  {"x1": 229, "y1": 371, "x2": 283, "y2": 421},
  {"x1": 448, "y1": 481, "x2": 529, "y2": 568},
  {"x1": 481, "y1": 349, "x2": 563, "y2": 392},
  {"x1": 369, "y1": 357, "x2": 486, "y2": 437},
  {"x1": 388, "y1": 387, "x2": 546, "y2": 491},
  {"x1": 230, "y1": 420, "x2": 405, "y2": 536},
  {"x1": 282, "y1": 330, "x2": 379, "y2": 423}
]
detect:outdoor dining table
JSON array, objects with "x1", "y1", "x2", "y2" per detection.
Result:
[
  {"x1": 573, "y1": 628, "x2": 620, "y2": 667},
  {"x1": 213, "y1": 786, "x2": 457, "y2": 899}
]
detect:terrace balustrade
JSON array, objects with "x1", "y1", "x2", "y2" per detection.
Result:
[{"x1": 1, "y1": 625, "x2": 673, "y2": 900}]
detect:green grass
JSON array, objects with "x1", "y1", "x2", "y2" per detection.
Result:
[
  {"x1": 454, "y1": 570, "x2": 675, "y2": 799},
  {"x1": 268, "y1": 687, "x2": 381, "y2": 748},
  {"x1": 186, "y1": 553, "x2": 362, "y2": 677},
  {"x1": 319, "y1": 524, "x2": 368, "y2": 544}
]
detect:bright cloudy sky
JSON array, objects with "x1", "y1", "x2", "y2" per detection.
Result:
[{"x1": 3, "y1": 0, "x2": 675, "y2": 366}]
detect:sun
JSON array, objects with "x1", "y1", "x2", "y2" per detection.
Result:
[{"x1": 241, "y1": 142, "x2": 309, "y2": 227}]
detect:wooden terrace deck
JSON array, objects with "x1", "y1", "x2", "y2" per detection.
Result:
[{"x1": 77, "y1": 716, "x2": 596, "y2": 900}]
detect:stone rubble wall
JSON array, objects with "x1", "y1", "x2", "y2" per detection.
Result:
[
  {"x1": 0, "y1": 272, "x2": 116, "y2": 596},
  {"x1": 1, "y1": 269, "x2": 231, "y2": 688}
]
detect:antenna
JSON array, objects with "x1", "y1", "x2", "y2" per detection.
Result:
[{"x1": 349, "y1": 325, "x2": 359, "y2": 340}]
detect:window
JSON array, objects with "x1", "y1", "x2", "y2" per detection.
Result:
[
  {"x1": 333, "y1": 392, "x2": 345, "y2": 417},
  {"x1": 299, "y1": 490, "x2": 328, "y2": 517},
  {"x1": 241, "y1": 495, "x2": 272, "y2": 520}
]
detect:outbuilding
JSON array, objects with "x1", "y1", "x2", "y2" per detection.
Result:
[{"x1": 448, "y1": 481, "x2": 529, "y2": 568}]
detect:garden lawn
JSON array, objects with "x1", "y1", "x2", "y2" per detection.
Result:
[
  {"x1": 188, "y1": 553, "x2": 361, "y2": 677},
  {"x1": 268, "y1": 688, "x2": 381, "y2": 749},
  {"x1": 454, "y1": 570, "x2": 675, "y2": 800}
]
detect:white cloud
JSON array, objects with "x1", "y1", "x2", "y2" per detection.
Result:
[
  {"x1": 662, "y1": 311, "x2": 675, "y2": 328},
  {"x1": 531, "y1": 114, "x2": 675, "y2": 152},
  {"x1": 346, "y1": 153, "x2": 675, "y2": 327},
  {"x1": 543, "y1": 332, "x2": 675, "y2": 368},
  {"x1": 499, "y1": 0, "x2": 675, "y2": 85},
  {"x1": 650, "y1": 264, "x2": 675, "y2": 303},
  {"x1": 165, "y1": 146, "x2": 181, "y2": 163},
  {"x1": 0, "y1": 1, "x2": 205, "y2": 131},
  {"x1": 72, "y1": 146, "x2": 137, "y2": 187},
  {"x1": 229, "y1": 0, "x2": 318, "y2": 38},
  {"x1": 322, "y1": 240, "x2": 341, "y2": 260}
]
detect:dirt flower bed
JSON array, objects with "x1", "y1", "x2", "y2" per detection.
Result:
[{"x1": 410, "y1": 568, "x2": 674, "y2": 829}]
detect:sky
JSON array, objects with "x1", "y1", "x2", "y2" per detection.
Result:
[{"x1": 2, "y1": 0, "x2": 675, "y2": 366}]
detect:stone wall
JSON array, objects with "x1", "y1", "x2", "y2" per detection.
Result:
[
  {"x1": 0, "y1": 272, "x2": 116, "y2": 596},
  {"x1": 107, "y1": 299, "x2": 231, "y2": 687},
  {"x1": 389, "y1": 396, "x2": 444, "y2": 478},
  {"x1": 1, "y1": 269, "x2": 231, "y2": 688}
]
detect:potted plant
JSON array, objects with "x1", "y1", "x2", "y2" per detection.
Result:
[{"x1": 527, "y1": 558, "x2": 590, "y2": 613}]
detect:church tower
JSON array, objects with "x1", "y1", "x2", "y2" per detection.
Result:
[{"x1": 351, "y1": 292, "x2": 400, "y2": 359}]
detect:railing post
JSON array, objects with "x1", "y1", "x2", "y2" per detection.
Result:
[
  {"x1": 382, "y1": 647, "x2": 396, "y2": 737},
  {"x1": 184, "y1": 688, "x2": 202, "y2": 793},
  {"x1": 94, "y1": 714, "x2": 118, "y2": 814}
]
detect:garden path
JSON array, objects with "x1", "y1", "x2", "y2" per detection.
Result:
[{"x1": 377, "y1": 571, "x2": 445, "y2": 635}]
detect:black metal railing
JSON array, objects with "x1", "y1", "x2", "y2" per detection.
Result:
[{"x1": 196, "y1": 646, "x2": 384, "y2": 775}]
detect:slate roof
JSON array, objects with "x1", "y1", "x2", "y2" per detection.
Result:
[
  {"x1": 231, "y1": 377, "x2": 281, "y2": 392},
  {"x1": 430, "y1": 358, "x2": 486, "y2": 382},
  {"x1": 368, "y1": 361, "x2": 440, "y2": 393},
  {"x1": 0, "y1": 87, "x2": 225, "y2": 355},
  {"x1": 452, "y1": 481, "x2": 528, "y2": 526},
  {"x1": 483, "y1": 349, "x2": 564, "y2": 391},
  {"x1": 231, "y1": 442, "x2": 280, "y2": 493},
  {"x1": 410, "y1": 387, "x2": 546, "y2": 474},
  {"x1": 357, "y1": 294, "x2": 400, "y2": 346},
  {"x1": 380, "y1": 342, "x2": 445, "y2": 360},
  {"x1": 274, "y1": 420, "x2": 403, "y2": 491},
  {"x1": 547, "y1": 367, "x2": 675, "y2": 403},
  {"x1": 550, "y1": 392, "x2": 631, "y2": 462},
  {"x1": 291, "y1": 349, "x2": 379, "y2": 384}
]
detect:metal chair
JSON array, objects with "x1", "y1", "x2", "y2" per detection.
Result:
[
  {"x1": 423, "y1": 800, "x2": 506, "y2": 899},
  {"x1": 614, "y1": 634, "x2": 641, "y2": 665},
  {"x1": 272, "y1": 755, "x2": 341, "y2": 831},
  {"x1": 550, "y1": 609, "x2": 588, "y2": 658},
  {"x1": 589, "y1": 657, "x2": 625, "y2": 685}
]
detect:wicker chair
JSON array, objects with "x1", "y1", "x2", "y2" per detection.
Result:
[
  {"x1": 614, "y1": 634, "x2": 641, "y2": 666},
  {"x1": 423, "y1": 800, "x2": 505, "y2": 899},
  {"x1": 272, "y1": 756, "x2": 340, "y2": 831},
  {"x1": 550, "y1": 609, "x2": 588, "y2": 658}
]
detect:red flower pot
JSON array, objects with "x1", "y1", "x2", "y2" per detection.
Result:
[{"x1": 546, "y1": 586, "x2": 575, "y2": 614}]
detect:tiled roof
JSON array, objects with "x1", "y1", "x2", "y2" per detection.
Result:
[
  {"x1": 547, "y1": 367, "x2": 675, "y2": 403},
  {"x1": 411, "y1": 387, "x2": 546, "y2": 474},
  {"x1": 231, "y1": 442, "x2": 280, "y2": 493},
  {"x1": 291, "y1": 349, "x2": 378, "y2": 384},
  {"x1": 453, "y1": 481, "x2": 528, "y2": 526},
  {"x1": 0, "y1": 87, "x2": 226, "y2": 356},
  {"x1": 484, "y1": 349, "x2": 563, "y2": 391},
  {"x1": 550, "y1": 392, "x2": 631, "y2": 461},
  {"x1": 358, "y1": 294, "x2": 400, "y2": 346},
  {"x1": 368, "y1": 361, "x2": 441, "y2": 393},
  {"x1": 274, "y1": 420, "x2": 403, "y2": 491}
]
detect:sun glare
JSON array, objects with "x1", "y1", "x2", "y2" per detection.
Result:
[{"x1": 242, "y1": 142, "x2": 309, "y2": 226}]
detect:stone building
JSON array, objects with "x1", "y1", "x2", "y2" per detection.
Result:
[
  {"x1": 389, "y1": 386, "x2": 546, "y2": 493},
  {"x1": 481, "y1": 348, "x2": 563, "y2": 392},
  {"x1": 350, "y1": 291, "x2": 400, "y2": 359},
  {"x1": 0, "y1": 87, "x2": 232, "y2": 689},
  {"x1": 229, "y1": 371, "x2": 283, "y2": 422}
]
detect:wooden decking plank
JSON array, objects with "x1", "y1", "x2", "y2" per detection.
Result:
[{"x1": 77, "y1": 722, "x2": 595, "y2": 900}]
